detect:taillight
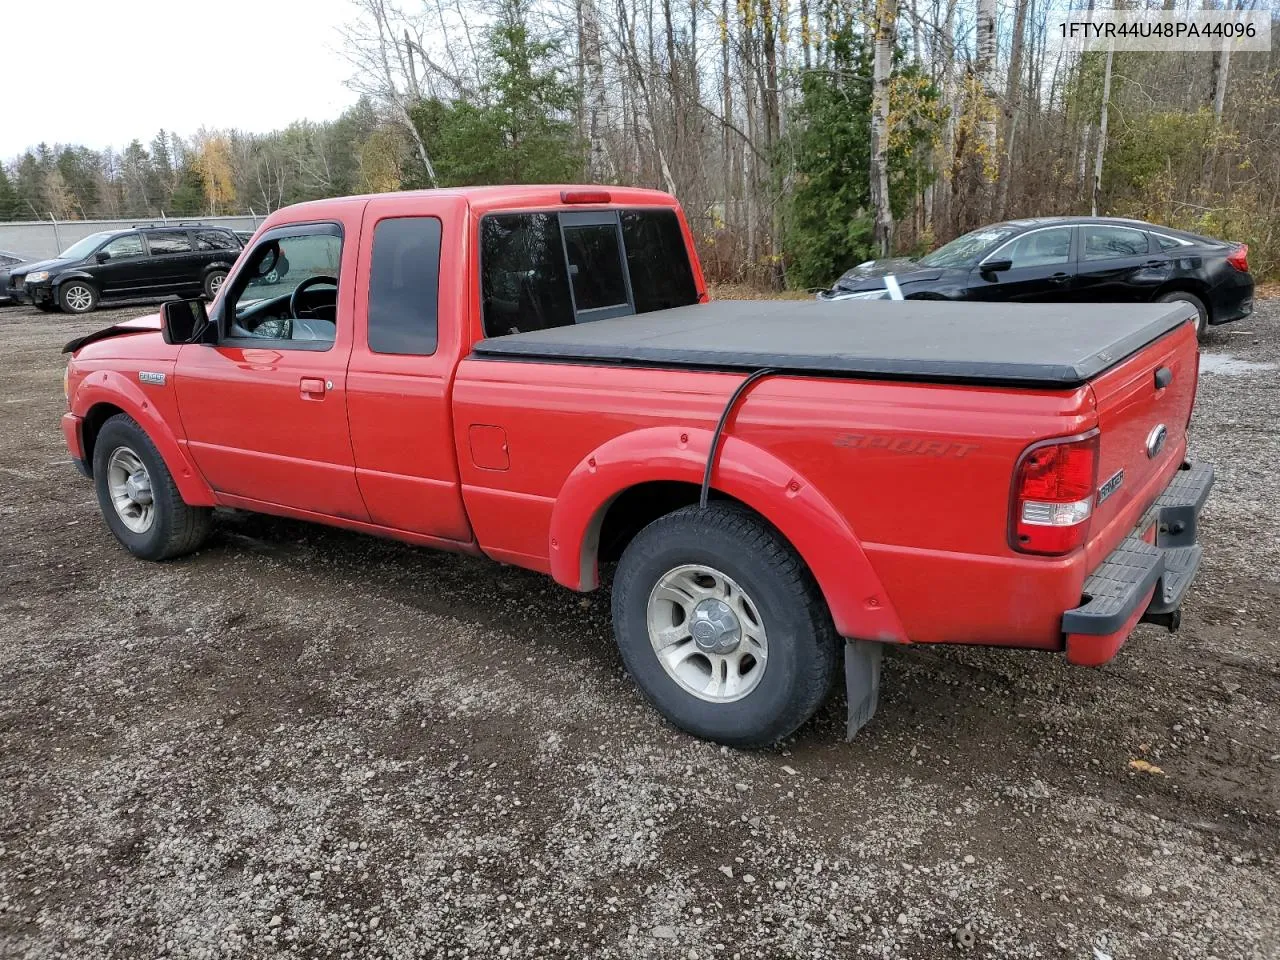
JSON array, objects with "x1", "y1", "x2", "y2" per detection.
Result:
[
  {"x1": 1226, "y1": 243, "x2": 1249, "y2": 273},
  {"x1": 1188, "y1": 349, "x2": 1200, "y2": 429},
  {"x1": 1010, "y1": 431, "x2": 1100, "y2": 555}
]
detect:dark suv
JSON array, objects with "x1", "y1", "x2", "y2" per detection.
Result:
[{"x1": 8, "y1": 225, "x2": 243, "y2": 314}]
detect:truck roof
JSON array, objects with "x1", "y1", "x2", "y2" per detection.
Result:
[
  {"x1": 471, "y1": 299, "x2": 1194, "y2": 388},
  {"x1": 271, "y1": 185, "x2": 680, "y2": 220}
]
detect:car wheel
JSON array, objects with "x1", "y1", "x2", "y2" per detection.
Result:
[
  {"x1": 204, "y1": 270, "x2": 228, "y2": 300},
  {"x1": 612, "y1": 504, "x2": 840, "y2": 747},
  {"x1": 93, "y1": 414, "x2": 212, "y2": 561},
  {"x1": 1156, "y1": 291, "x2": 1208, "y2": 338},
  {"x1": 59, "y1": 281, "x2": 99, "y2": 314}
]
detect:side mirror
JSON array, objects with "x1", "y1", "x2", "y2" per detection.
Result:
[
  {"x1": 980, "y1": 258, "x2": 1012, "y2": 276},
  {"x1": 252, "y1": 241, "x2": 281, "y2": 278},
  {"x1": 160, "y1": 298, "x2": 210, "y2": 345},
  {"x1": 95, "y1": 251, "x2": 111, "y2": 263}
]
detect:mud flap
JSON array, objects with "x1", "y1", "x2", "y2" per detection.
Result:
[{"x1": 845, "y1": 640, "x2": 883, "y2": 739}]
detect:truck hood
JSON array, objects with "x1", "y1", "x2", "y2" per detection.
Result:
[{"x1": 62, "y1": 313, "x2": 162, "y2": 355}]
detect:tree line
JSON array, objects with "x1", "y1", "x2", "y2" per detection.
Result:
[{"x1": 2, "y1": 0, "x2": 1277, "y2": 284}]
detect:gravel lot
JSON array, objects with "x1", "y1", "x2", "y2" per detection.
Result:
[{"x1": 1, "y1": 298, "x2": 1277, "y2": 960}]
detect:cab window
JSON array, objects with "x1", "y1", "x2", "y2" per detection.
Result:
[
  {"x1": 367, "y1": 216, "x2": 441, "y2": 355},
  {"x1": 100, "y1": 234, "x2": 145, "y2": 260},
  {"x1": 480, "y1": 208, "x2": 698, "y2": 337},
  {"x1": 224, "y1": 227, "x2": 343, "y2": 349}
]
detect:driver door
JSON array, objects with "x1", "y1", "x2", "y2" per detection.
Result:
[
  {"x1": 174, "y1": 217, "x2": 370, "y2": 521},
  {"x1": 967, "y1": 226, "x2": 1077, "y2": 303}
]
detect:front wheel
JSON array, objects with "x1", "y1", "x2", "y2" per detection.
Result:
[
  {"x1": 59, "y1": 280, "x2": 99, "y2": 314},
  {"x1": 612, "y1": 504, "x2": 840, "y2": 747},
  {"x1": 92, "y1": 414, "x2": 212, "y2": 561}
]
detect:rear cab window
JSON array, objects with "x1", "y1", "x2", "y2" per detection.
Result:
[
  {"x1": 481, "y1": 208, "x2": 698, "y2": 337},
  {"x1": 367, "y1": 216, "x2": 442, "y2": 355}
]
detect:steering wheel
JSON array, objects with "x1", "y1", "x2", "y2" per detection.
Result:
[{"x1": 289, "y1": 275, "x2": 338, "y2": 321}]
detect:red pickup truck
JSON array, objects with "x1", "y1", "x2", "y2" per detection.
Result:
[{"x1": 60, "y1": 186, "x2": 1213, "y2": 747}]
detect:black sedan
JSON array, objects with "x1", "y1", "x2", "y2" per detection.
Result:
[{"x1": 819, "y1": 217, "x2": 1254, "y2": 336}]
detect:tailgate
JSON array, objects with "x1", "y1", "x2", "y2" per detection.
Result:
[{"x1": 1084, "y1": 319, "x2": 1200, "y2": 568}]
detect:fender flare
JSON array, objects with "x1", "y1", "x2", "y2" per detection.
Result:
[
  {"x1": 73, "y1": 372, "x2": 216, "y2": 507},
  {"x1": 54, "y1": 270, "x2": 98, "y2": 290},
  {"x1": 548, "y1": 426, "x2": 907, "y2": 643}
]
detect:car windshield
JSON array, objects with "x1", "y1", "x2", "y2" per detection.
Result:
[
  {"x1": 918, "y1": 225, "x2": 1024, "y2": 268},
  {"x1": 57, "y1": 233, "x2": 115, "y2": 261}
]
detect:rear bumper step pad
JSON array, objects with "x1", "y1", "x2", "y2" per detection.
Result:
[{"x1": 1062, "y1": 462, "x2": 1213, "y2": 636}]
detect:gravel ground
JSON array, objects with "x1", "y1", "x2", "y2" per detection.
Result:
[{"x1": 0, "y1": 298, "x2": 1277, "y2": 960}]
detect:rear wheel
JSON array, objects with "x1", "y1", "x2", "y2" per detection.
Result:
[
  {"x1": 1156, "y1": 290, "x2": 1208, "y2": 338},
  {"x1": 204, "y1": 270, "x2": 228, "y2": 300},
  {"x1": 59, "y1": 280, "x2": 99, "y2": 314},
  {"x1": 93, "y1": 414, "x2": 212, "y2": 561},
  {"x1": 612, "y1": 504, "x2": 840, "y2": 747}
]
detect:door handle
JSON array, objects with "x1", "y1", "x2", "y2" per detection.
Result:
[
  {"x1": 1049, "y1": 272, "x2": 1069, "y2": 283},
  {"x1": 299, "y1": 377, "x2": 327, "y2": 399}
]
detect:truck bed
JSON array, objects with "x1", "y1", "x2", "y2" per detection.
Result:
[{"x1": 472, "y1": 299, "x2": 1194, "y2": 387}]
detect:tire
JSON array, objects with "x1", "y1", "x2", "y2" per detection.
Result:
[
  {"x1": 92, "y1": 414, "x2": 212, "y2": 561},
  {"x1": 203, "y1": 270, "x2": 228, "y2": 300},
  {"x1": 612, "y1": 504, "x2": 840, "y2": 747},
  {"x1": 59, "y1": 280, "x2": 99, "y2": 315},
  {"x1": 1156, "y1": 290, "x2": 1208, "y2": 338}
]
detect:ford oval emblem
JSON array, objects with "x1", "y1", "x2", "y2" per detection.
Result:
[{"x1": 1146, "y1": 424, "x2": 1168, "y2": 459}]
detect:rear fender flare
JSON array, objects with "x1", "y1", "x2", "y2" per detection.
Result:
[
  {"x1": 74, "y1": 372, "x2": 216, "y2": 506},
  {"x1": 549, "y1": 426, "x2": 907, "y2": 643}
]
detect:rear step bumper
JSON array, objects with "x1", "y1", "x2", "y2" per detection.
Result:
[{"x1": 1062, "y1": 462, "x2": 1213, "y2": 666}]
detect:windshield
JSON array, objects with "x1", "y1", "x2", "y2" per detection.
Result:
[
  {"x1": 918, "y1": 225, "x2": 1024, "y2": 268},
  {"x1": 58, "y1": 232, "x2": 115, "y2": 261}
]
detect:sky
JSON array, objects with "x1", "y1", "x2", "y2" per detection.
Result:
[{"x1": 0, "y1": 0, "x2": 359, "y2": 160}]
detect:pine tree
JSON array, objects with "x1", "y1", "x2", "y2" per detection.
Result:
[
  {"x1": 0, "y1": 164, "x2": 17, "y2": 221},
  {"x1": 13, "y1": 151, "x2": 44, "y2": 219},
  {"x1": 413, "y1": 0, "x2": 582, "y2": 187},
  {"x1": 783, "y1": 29, "x2": 877, "y2": 289}
]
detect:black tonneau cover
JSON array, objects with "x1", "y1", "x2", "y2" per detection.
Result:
[{"x1": 471, "y1": 299, "x2": 1194, "y2": 387}]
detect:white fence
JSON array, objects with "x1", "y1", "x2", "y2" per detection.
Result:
[{"x1": 0, "y1": 215, "x2": 266, "y2": 262}]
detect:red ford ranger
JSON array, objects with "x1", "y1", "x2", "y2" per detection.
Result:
[{"x1": 60, "y1": 186, "x2": 1213, "y2": 747}]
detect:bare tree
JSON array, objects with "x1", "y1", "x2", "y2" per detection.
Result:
[
  {"x1": 871, "y1": 0, "x2": 898, "y2": 255},
  {"x1": 974, "y1": 0, "x2": 999, "y2": 218},
  {"x1": 995, "y1": 0, "x2": 1029, "y2": 219},
  {"x1": 341, "y1": 0, "x2": 440, "y2": 185},
  {"x1": 1091, "y1": 45, "x2": 1113, "y2": 217}
]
